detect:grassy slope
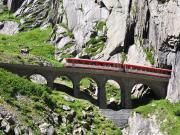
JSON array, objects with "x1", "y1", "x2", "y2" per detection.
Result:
[
  {"x1": 0, "y1": 28, "x2": 63, "y2": 67},
  {"x1": 135, "y1": 100, "x2": 180, "y2": 135},
  {"x1": 0, "y1": 68, "x2": 121, "y2": 134},
  {"x1": 0, "y1": 11, "x2": 19, "y2": 22}
]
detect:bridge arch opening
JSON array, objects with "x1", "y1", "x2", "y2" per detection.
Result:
[
  {"x1": 131, "y1": 83, "x2": 157, "y2": 108},
  {"x1": 53, "y1": 76, "x2": 73, "y2": 95},
  {"x1": 80, "y1": 77, "x2": 98, "y2": 104},
  {"x1": 29, "y1": 74, "x2": 47, "y2": 85},
  {"x1": 105, "y1": 80, "x2": 121, "y2": 110}
]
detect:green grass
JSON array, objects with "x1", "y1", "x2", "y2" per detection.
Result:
[
  {"x1": 135, "y1": 100, "x2": 180, "y2": 135},
  {"x1": 0, "y1": 28, "x2": 62, "y2": 67},
  {"x1": 106, "y1": 83, "x2": 120, "y2": 102},
  {"x1": 144, "y1": 48, "x2": 155, "y2": 65},
  {"x1": 0, "y1": 11, "x2": 19, "y2": 22},
  {"x1": 0, "y1": 68, "x2": 122, "y2": 134},
  {"x1": 85, "y1": 36, "x2": 106, "y2": 56},
  {"x1": 120, "y1": 52, "x2": 127, "y2": 63},
  {"x1": 95, "y1": 21, "x2": 107, "y2": 31}
]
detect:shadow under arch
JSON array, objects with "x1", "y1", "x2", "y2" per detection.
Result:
[
  {"x1": 131, "y1": 83, "x2": 157, "y2": 108},
  {"x1": 105, "y1": 79, "x2": 121, "y2": 110},
  {"x1": 29, "y1": 74, "x2": 47, "y2": 85},
  {"x1": 79, "y1": 77, "x2": 99, "y2": 106},
  {"x1": 53, "y1": 75, "x2": 74, "y2": 95}
]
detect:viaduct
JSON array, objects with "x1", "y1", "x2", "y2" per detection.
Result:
[{"x1": 0, "y1": 63, "x2": 170, "y2": 109}]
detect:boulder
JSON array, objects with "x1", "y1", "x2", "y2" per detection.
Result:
[
  {"x1": 39, "y1": 123, "x2": 51, "y2": 135},
  {"x1": 20, "y1": 48, "x2": 29, "y2": 55},
  {"x1": 48, "y1": 112, "x2": 61, "y2": 125},
  {"x1": 122, "y1": 113, "x2": 163, "y2": 135},
  {"x1": 67, "y1": 110, "x2": 76, "y2": 122},
  {"x1": 62, "y1": 105, "x2": 71, "y2": 111},
  {"x1": 47, "y1": 126, "x2": 55, "y2": 135},
  {"x1": 0, "y1": 21, "x2": 19, "y2": 35},
  {"x1": 14, "y1": 126, "x2": 22, "y2": 135},
  {"x1": 63, "y1": 95, "x2": 75, "y2": 102},
  {"x1": 73, "y1": 127, "x2": 86, "y2": 135}
]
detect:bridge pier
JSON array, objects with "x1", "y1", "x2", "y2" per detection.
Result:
[
  {"x1": 120, "y1": 81, "x2": 133, "y2": 109},
  {"x1": 72, "y1": 77, "x2": 81, "y2": 98},
  {"x1": 47, "y1": 81, "x2": 54, "y2": 89},
  {"x1": 47, "y1": 76, "x2": 54, "y2": 89},
  {"x1": 97, "y1": 80, "x2": 107, "y2": 109},
  {"x1": 150, "y1": 82, "x2": 168, "y2": 99}
]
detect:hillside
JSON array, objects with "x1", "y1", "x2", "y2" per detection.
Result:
[{"x1": 0, "y1": 68, "x2": 121, "y2": 134}]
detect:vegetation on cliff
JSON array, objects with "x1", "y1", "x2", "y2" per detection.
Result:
[{"x1": 135, "y1": 100, "x2": 180, "y2": 135}]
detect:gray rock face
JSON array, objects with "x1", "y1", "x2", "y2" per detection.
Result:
[
  {"x1": 124, "y1": 44, "x2": 151, "y2": 66},
  {"x1": 122, "y1": 113, "x2": 163, "y2": 135},
  {"x1": 0, "y1": 21, "x2": 19, "y2": 35},
  {"x1": 167, "y1": 51, "x2": 180, "y2": 103},
  {"x1": 14, "y1": 0, "x2": 61, "y2": 29}
]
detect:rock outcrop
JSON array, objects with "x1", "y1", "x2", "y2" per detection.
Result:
[
  {"x1": 122, "y1": 113, "x2": 163, "y2": 135},
  {"x1": 0, "y1": 21, "x2": 19, "y2": 35}
]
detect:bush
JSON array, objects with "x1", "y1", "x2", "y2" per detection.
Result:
[
  {"x1": 158, "y1": 0, "x2": 170, "y2": 4},
  {"x1": 144, "y1": 48, "x2": 155, "y2": 65},
  {"x1": 85, "y1": 36, "x2": 106, "y2": 56},
  {"x1": 95, "y1": 21, "x2": 107, "y2": 31}
]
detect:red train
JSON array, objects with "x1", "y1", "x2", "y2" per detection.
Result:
[{"x1": 65, "y1": 58, "x2": 172, "y2": 78}]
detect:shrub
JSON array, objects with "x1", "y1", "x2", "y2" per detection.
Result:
[
  {"x1": 158, "y1": 0, "x2": 170, "y2": 4},
  {"x1": 144, "y1": 48, "x2": 155, "y2": 65}
]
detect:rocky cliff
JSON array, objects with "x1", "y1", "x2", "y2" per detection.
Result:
[
  {"x1": 3, "y1": 0, "x2": 179, "y2": 103},
  {"x1": 0, "y1": 0, "x2": 180, "y2": 134}
]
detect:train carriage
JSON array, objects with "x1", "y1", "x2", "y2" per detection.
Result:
[{"x1": 65, "y1": 58, "x2": 171, "y2": 78}]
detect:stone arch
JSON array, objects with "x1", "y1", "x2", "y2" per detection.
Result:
[
  {"x1": 131, "y1": 84, "x2": 154, "y2": 99},
  {"x1": 53, "y1": 75, "x2": 74, "y2": 95},
  {"x1": 79, "y1": 77, "x2": 98, "y2": 102},
  {"x1": 29, "y1": 74, "x2": 47, "y2": 85},
  {"x1": 130, "y1": 81, "x2": 158, "y2": 108},
  {"x1": 105, "y1": 79, "x2": 121, "y2": 110}
]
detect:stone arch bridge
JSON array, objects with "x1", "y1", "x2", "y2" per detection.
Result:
[{"x1": 0, "y1": 63, "x2": 170, "y2": 109}]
